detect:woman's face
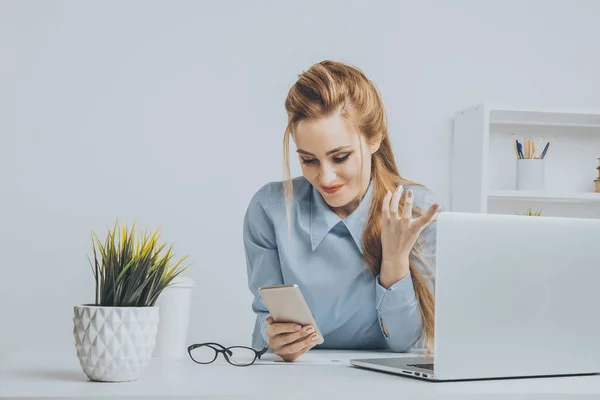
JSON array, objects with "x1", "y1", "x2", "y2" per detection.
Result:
[{"x1": 294, "y1": 113, "x2": 379, "y2": 218}]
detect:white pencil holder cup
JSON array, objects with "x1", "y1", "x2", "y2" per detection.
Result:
[
  {"x1": 516, "y1": 159, "x2": 545, "y2": 191},
  {"x1": 152, "y1": 276, "x2": 195, "y2": 360}
]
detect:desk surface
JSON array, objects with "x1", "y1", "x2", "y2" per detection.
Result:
[{"x1": 1, "y1": 345, "x2": 600, "y2": 399}]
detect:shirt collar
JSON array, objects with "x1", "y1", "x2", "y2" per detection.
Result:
[{"x1": 310, "y1": 178, "x2": 374, "y2": 254}]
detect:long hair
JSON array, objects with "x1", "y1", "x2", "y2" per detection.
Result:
[{"x1": 282, "y1": 60, "x2": 435, "y2": 353}]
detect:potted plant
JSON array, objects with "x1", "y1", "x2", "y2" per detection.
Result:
[
  {"x1": 522, "y1": 207, "x2": 543, "y2": 216},
  {"x1": 73, "y1": 220, "x2": 189, "y2": 382}
]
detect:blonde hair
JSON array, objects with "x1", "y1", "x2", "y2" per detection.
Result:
[{"x1": 282, "y1": 60, "x2": 435, "y2": 354}]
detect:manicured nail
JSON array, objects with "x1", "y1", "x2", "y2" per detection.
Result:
[
  {"x1": 306, "y1": 327, "x2": 314, "y2": 334},
  {"x1": 294, "y1": 325, "x2": 301, "y2": 331},
  {"x1": 397, "y1": 185, "x2": 403, "y2": 192},
  {"x1": 433, "y1": 204, "x2": 439, "y2": 210},
  {"x1": 311, "y1": 334, "x2": 320, "y2": 341},
  {"x1": 386, "y1": 190, "x2": 391, "y2": 196}
]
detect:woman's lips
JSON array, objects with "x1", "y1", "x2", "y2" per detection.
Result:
[{"x1": 321, "y1": 185, "x2": 344, "y2": 194}]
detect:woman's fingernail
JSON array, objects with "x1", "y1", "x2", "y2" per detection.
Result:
[
  {"x1": 386, "y1": 190, "x2": 391, "y2": 196},
  {"x1": 408, "y1": 189, "x2": 413, "y2": 198},
  {"x1": 397, "y1": 185, "x2": 403, "y2": 192},
  {"x1": 433, "y1": 203, "x2": 439, "y2": 210},
  {"x1": 294, "y1": 325, "x2": 301, "y2": 331},
  {"x1": 306, "y1": 327, "x2": 314, "y2": 334},
  {"x1": 311, "y1": 334, "x2": 320, "y2": 341}
]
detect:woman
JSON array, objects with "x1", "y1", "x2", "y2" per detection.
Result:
[{"x1": 243, "y1": 60, "x2": 440, "y2": 362}]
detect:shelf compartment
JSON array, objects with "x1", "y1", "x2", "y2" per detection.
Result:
[{"x1": 488, "y1": 190, "x2": 600, "y2": 203}]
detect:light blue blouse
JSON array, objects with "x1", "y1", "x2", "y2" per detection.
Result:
[{"x1": 243, "y1": 176, "x2": 438, "y2": 352}]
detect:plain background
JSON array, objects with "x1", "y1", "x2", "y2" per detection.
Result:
[{"x1": 2, "y1": 0, "x2": 600, "y2": 359}]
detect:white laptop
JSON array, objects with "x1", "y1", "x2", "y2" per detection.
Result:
[{"x1": 350, "y1": 211, "x2": 600, "y2": 381}]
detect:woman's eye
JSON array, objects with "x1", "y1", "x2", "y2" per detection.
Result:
[
  {"x1": 301, "y1": 153, "x2": 350, "y2": 165},
  {"x1": 333, "y1": 154, "x2": 350, "y2": 163}
]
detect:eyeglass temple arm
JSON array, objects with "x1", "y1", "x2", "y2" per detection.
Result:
[{"x1": 257, "y1": 346, "x2": 269, "y2": 358}]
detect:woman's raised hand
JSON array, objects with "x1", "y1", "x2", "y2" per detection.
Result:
[{"x1": 379, "y1": 185, "x2": 439, "y2": 287}]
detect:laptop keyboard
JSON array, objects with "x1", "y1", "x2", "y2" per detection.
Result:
[{"x1": 407, "y1": 363, "x2": 434, "y2": 370}]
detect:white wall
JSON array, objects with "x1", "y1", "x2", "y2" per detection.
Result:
[{"x1": 2, "y1": 0, "x2": 599, "y2": 358}]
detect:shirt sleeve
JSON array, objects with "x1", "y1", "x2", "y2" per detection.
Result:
[
  {"x1": 374, "y1": 189, "x2": 439, "y2": 352},
  {"x1": 243, "y1": 183, "x2": 284, "y2": 347}
]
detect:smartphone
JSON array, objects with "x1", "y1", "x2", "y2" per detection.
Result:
[{"x1": 258, "y1": 284, "x2": 324, "y2": 345}]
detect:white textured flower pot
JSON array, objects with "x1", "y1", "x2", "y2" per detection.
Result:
[{"x1": 73, "y1": 305, "x2": 159, "y2": 382}]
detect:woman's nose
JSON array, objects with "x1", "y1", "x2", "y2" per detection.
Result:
[{"x1": 320, "y1": 164, "x2": 337, "y2": 184}]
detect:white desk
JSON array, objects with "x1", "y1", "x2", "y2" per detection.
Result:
[{"x1": 1, "y1": 345, "x2": 599, "y2": 399}]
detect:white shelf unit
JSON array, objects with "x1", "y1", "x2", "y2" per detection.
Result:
[
  {"x1": 451, "y1": 104, "x2": 600, "y2": 218},
  {"x1": 487, "y1": 190, "x2": 600, "y2": 203}
]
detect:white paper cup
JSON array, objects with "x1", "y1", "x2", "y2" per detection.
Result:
[
  {"x1": 153, "y1": 276, "x2": 195, "y2": 360},
  {"x1": 516, "y1": 159, "x2": 545, "y2": 191}
]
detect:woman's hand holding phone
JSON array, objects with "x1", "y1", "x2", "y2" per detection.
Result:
[
  {"x1": 259, "y1": 284, "x2": 324, "y2": 361},
  {"x1": 265, "y1": 316, "x2": 320, "y2": 362}
]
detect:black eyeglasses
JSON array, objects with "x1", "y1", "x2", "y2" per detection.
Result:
[{"x1": 187, "y1": 342, "x2": 269, "y2": 367}]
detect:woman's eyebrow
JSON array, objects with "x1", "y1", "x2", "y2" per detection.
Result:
[{"x1": 296, "y1": 145, "x2": 352, "y2": 157}]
